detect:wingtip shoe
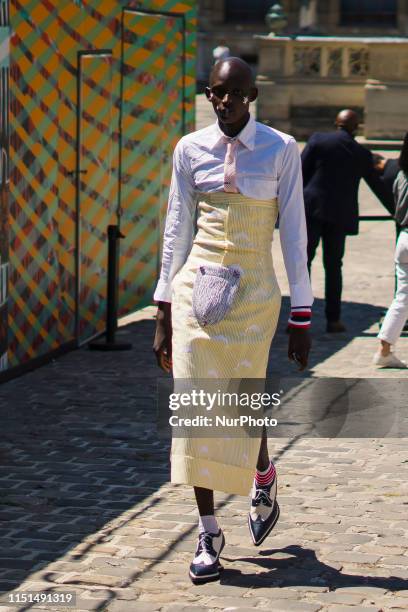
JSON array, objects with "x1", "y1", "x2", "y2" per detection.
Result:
[{"x1": 248, "y1": 476, "x2": 280, "y2": 546}]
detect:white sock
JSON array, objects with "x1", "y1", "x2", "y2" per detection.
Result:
[{"x1": 198, "y1": 514, "x2": 219, "y2": 534}]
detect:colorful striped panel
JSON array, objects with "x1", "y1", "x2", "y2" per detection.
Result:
[
  {"x1": 78, "y1": 52, "x2": 115, "y2": 343},
  {"x1": 119, "y1": 9, "x2": 185, "y2": 314},
  {"x1": 0, "y1": 0, "x2": 9, "y2": 371},
  {"x1": 8, "y1": 0, "x2": 196, "y2": 368}
]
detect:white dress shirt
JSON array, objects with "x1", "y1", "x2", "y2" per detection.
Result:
[{"x1": 153, "y1": 114, "x2": 313, "y2": 308}]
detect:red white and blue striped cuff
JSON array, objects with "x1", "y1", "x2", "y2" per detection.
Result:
[{"x1": 288, "y1": 306, "x2": 312, "y2": 329}]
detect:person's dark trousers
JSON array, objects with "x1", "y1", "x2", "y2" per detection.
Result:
[{"x1": 306, "y1": 218, "x2": 346, "y2": 323}]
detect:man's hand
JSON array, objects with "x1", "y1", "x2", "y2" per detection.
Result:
[
  {"x1": 288, "y1": 327, "x2": 311, "y2": 371},
  {"x1": 153, "y1": 301, "x2": 173, "y2": 373}
]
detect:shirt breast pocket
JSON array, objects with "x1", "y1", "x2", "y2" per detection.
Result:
[{"x1": 240, "y1": 174, "x2": 278, "y2": 201}]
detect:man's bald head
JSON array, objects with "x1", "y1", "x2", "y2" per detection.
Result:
[
  {"x1": 210, "y1": 57, "x2": 254, "y2": 89},
  {"x1": 335, "y1": 109, "x2": 359, "y2": 135}
]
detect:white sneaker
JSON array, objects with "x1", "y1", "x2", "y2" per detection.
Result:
[{"x1": 373, "y1": 352, "x2": 407, "y2": 368}]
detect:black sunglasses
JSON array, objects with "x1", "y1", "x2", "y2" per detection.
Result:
[{"x1": 205, "y1": 86, "x2": 250, "y2": 103}]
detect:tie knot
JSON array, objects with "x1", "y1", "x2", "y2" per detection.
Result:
[{"x1": 224, "y1": 136, "x2": 238, "y2": 148}]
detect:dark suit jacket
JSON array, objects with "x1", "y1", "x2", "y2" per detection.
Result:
[{"x1": 301, "y1": 129, "x2": 387, "y2": 235}]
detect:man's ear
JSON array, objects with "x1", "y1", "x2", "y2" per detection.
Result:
[
  {"x1": 249, "y1": 87, "x2": 258, "y2": 103},
  {"x1": 204, "y1": 86, "x2": 211, "y2": 100}
]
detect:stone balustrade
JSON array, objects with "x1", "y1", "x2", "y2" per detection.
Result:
[{"x1": 255, "y1": 35, "x2": 408, "y2": 139}]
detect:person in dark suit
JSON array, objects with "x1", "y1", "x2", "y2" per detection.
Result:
[{"x1": 302, "y1": 109, "x2": 387, "y2": 333}]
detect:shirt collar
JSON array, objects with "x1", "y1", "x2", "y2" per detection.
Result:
[{"x1": 210, "y1": 114, "x2": 256, "y2": 151}]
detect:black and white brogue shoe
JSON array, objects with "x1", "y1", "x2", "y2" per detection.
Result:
[
  {"x1": 189, "y1": 529, "x2": 225, "y2": 584},
  {"x1": 248, "y1": 475, "x2": 280, "y2": 546}
]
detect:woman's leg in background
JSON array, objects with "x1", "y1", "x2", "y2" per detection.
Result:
[{"x1": 378, "y1": 232, "x2": 408, "y2": 349}]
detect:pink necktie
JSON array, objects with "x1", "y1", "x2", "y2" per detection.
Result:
[{"x1": 224, "y1": 138, "x2": 239, "y2": 193}]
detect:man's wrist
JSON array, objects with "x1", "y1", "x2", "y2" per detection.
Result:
[{"x1": 156, "y1": 301, "x2": 171, "y2": 322}]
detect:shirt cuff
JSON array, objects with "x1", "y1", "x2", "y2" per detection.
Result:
[
  {"x1": 153, "y1": 279, "x2": 173, "y2": 303},
  {"x1": 288, "y1": 306, "x2": 312, "y2": 329},
  {"x1": 289, "y1": 281, "x2": 314, "y2": 310}
]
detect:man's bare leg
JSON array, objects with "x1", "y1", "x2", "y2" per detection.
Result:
[
  {"x1": 256, "y1": 426, "x2": 270, "y2": 471},
  {"x1": 194, "y1": 486, "x2": 214, "y2": 516}
]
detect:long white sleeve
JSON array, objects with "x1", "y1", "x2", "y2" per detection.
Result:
[
  {"x1": 153, "y1": 139, "x2": 197, "y2": 303},
  {"x1": 277, "y1": 138, "x2": 314, "y2": 308}
]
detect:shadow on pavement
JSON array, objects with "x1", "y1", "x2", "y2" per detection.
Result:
[
  {"x1": 0, "y1": 296, "x2": 398, "y2": 602},
  {"x1": 0, "y1": 319, "x2": 170, "y2": 599},
  {"x1": 221, "y1": 545, "x2": 408, "y2": 591}
]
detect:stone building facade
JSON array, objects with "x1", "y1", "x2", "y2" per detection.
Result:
[
  {"x1": 255, "y1": 34, "x2": 408, "y2": 139},
  {"x1": 198, "y1": 1, "x2": 408, "y2": 84},
  {"x1": 198, "y1": 1, "x2": 408, "y2": 139}
]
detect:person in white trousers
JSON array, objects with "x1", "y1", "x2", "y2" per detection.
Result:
[{"x1": 374, "y1": 134, "x2": 408, "y2": 368}]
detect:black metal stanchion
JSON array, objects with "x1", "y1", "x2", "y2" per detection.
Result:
[{"x1": 89, "y1": 225, "x2": 132, "y2": 351}]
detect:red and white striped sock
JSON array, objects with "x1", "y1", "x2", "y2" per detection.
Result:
[{"x1": 255, "y1": 461, "x2": 276, "y2": 489}]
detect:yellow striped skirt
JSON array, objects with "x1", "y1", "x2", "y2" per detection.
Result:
[{"x1": 170, "y1": 193, "x2": 281, "y2": 496}]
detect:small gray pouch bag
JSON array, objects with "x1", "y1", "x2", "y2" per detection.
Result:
[{"x1": 192, "y1": 264, "x2": 241, "y2": 327}]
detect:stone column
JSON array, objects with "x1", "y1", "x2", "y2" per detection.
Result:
[
  {"x1": 341, "y1": 46, "x2": 349, "y2": 79},
  {"x1": 321, "y1": 45, "x2": 329, "y2": 77}
]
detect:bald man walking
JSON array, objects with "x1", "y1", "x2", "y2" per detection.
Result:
[
  {"x1": 302, "y1": 110, "x2": 387, "y2": 332},
  {"x1": 154, "y1": 57, "x2": 312, "y2": 583}
]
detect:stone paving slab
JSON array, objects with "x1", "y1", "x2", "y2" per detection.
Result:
[
  {"x1": 0, "y1": 98, "x2": 407, "y2": 612},
  {"x1": 0, "y1": 351, "x2": 407, "y2": 612}
]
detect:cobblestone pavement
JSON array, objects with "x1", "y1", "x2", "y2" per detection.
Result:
[{"x1": 0, "y1": 99, "x2": 407, "y2": 612}]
